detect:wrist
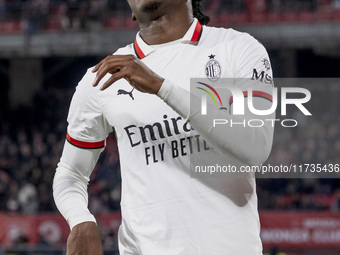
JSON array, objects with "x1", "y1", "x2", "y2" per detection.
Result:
[
  {"x1": 154, "y1": 77, "x2": 165, "y2": 94},
  {"x1": 157, "y1": 79, "x2": 173, "y2": 99},
  {"x1": 69, "y1": 213, "x2": 97, "y2": 230}
]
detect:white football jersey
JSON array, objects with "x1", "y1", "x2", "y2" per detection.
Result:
[{"x1": 58, "y1": 18, "x2": 274, "y2": 255}]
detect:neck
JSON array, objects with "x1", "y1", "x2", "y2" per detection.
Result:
[{"x1": 138, "y1": 9, "x2": 194, "y2": 45}]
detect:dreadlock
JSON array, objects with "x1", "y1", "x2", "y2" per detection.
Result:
[{"x1": 192, "y1": 0, "x2": 210, "y2": 25}]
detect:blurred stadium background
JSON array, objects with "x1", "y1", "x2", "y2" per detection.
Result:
[{"x1": 0, "y1": 0, "x2": 340, "y2": 254}]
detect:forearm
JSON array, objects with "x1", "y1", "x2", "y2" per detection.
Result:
[
  {"x1": 53, "y1": 167, "x2": 96, "y2": 229},
  {"x1": 157, "y1": 80, "x2": 274, "y2": 166},
  {"x1": 53, "y1": 141, "x2": 103, "y2": 229}
]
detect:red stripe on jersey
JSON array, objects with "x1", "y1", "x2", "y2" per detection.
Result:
[
  {"x1": 229, "y1": 91, "x2": 273, "y2": 105},
  {"x1": 66, "y1": 133, "x2": 105, "y2": 149},
  {"x1": 134, "y1": 40, "x2": 146, "y2": 59},
  {"x1": 191, "y1": 21, "x2": 203, "y2": 42}
]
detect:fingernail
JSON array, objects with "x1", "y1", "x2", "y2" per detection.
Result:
[{"x1": 92, "y1": 77, "x2": 97, "y2": 87}]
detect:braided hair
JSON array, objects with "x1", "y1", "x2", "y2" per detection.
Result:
[{"x1": 192, "y1": 0, "x2": 210, "y2": 25}]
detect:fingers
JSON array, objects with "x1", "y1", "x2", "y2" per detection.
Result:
[
  {"x1": 100, "y1": 69, "x2": 129, "y2": 91},
  {"x1": 92, "y1": 55, "x2": 136, "y2": 88},
  {"x1": 91, "y1": 60, "x2": 102, "y2": 73},
  {"x1": 91, "y1": 54, "x2": 163, "y2": 94}
]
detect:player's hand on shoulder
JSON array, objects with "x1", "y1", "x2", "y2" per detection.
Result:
[
  {"x1": 66, "y1": 221, "x2": 103, "y2": 255},
  {"x1": 92, "y1": 54, "x2": 164, "y2": 94}
]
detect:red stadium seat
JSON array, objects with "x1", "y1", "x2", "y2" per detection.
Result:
[
  {"x1": 299, "y1": 11, "x2": 313, "y2": 23},
  {"x1": 281, "y1": 12, "x2": 298, "y2": 22},
  {"x1": 332, "y1": 10, "x2": 340, "y2": 20},
  {"x1": 233, "y1": 13, "x2": 248, "y2": 24},
  {"x1": 266, "y1": 12, "x2": 280, "y2": 23},
  {"x1": 314, "y1": 194, "x2": 332, "y2": 210},
  {"x1": 104, "y1": 17, "x2": 125, "y2": 30},
  {"x1": 315, "y1": 10, "x2": 331, "y2": 21},
  {"x1": 46, "y1": 18, "x2": 61, "y2": 31},
  {"x1": 250, "y1": 13, "x2": 266, "y2": 23},
  {"x1": 218, "y1": 13, "x2": 231, "y2": 24},
  {"x1": 0, "y1": 21, "x2": 22, "y2": 33}
]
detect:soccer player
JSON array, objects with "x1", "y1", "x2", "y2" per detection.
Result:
[{"x1": 53, "y1": 0, "x2": 275, "y2": 254}]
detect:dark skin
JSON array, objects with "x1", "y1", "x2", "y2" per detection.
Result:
[
  {"x1": 91, "y1": 0, "x2": 194, "y2": 92},
  {"x1": 67, "y1": 1, "x2": 194, "y2": 254}
]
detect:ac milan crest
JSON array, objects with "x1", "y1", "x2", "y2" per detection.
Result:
[{"x1": 205, "y1": 54, "x2": 221, "y2": 81}]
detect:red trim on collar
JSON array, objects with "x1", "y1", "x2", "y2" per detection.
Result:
[
  {"x1": 191, "y1": 21, "x2": 203, "y2": 42},
  {"x1": 134, "y1": 40, "x2": 146, "y2": 59},
  {"x1": 133, "y1": 20, "x2": 203, "y2": 59}
]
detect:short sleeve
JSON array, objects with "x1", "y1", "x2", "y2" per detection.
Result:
[{"x1": 67, "y1": 68, "x2": 112, "y2": 149}]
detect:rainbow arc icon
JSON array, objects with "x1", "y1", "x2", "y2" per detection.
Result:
[{"x1": 196, "y1": 82, "x2": 223, "y2": 106}]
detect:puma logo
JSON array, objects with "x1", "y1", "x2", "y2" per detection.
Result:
[{"x1": 117, "y1": 88, "x2": 134, "y2": 100}]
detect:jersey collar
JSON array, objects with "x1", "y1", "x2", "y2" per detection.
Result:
[{"x1": 133, "y1": 18, "x2": 203, "y2": 60}]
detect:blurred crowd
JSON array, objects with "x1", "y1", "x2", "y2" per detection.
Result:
[
  {"x1": 0, "y1": 87, "x2": 121, "y2": 215},
  {"x1": 0, "y1": 0, "x2": 340, "y2": 33},
  {"x1": 0, "y1": 0, "x2": 131, "y2": 33},
  {"x1": 258, "y1": 82, "x2": 340, "y2": 211},
  {"x1": 0, "y1": 88, "x2": 65, "y2": 214},
  {"x1": 0, "y1": 81, "x2": 340, "y2": 215}
]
